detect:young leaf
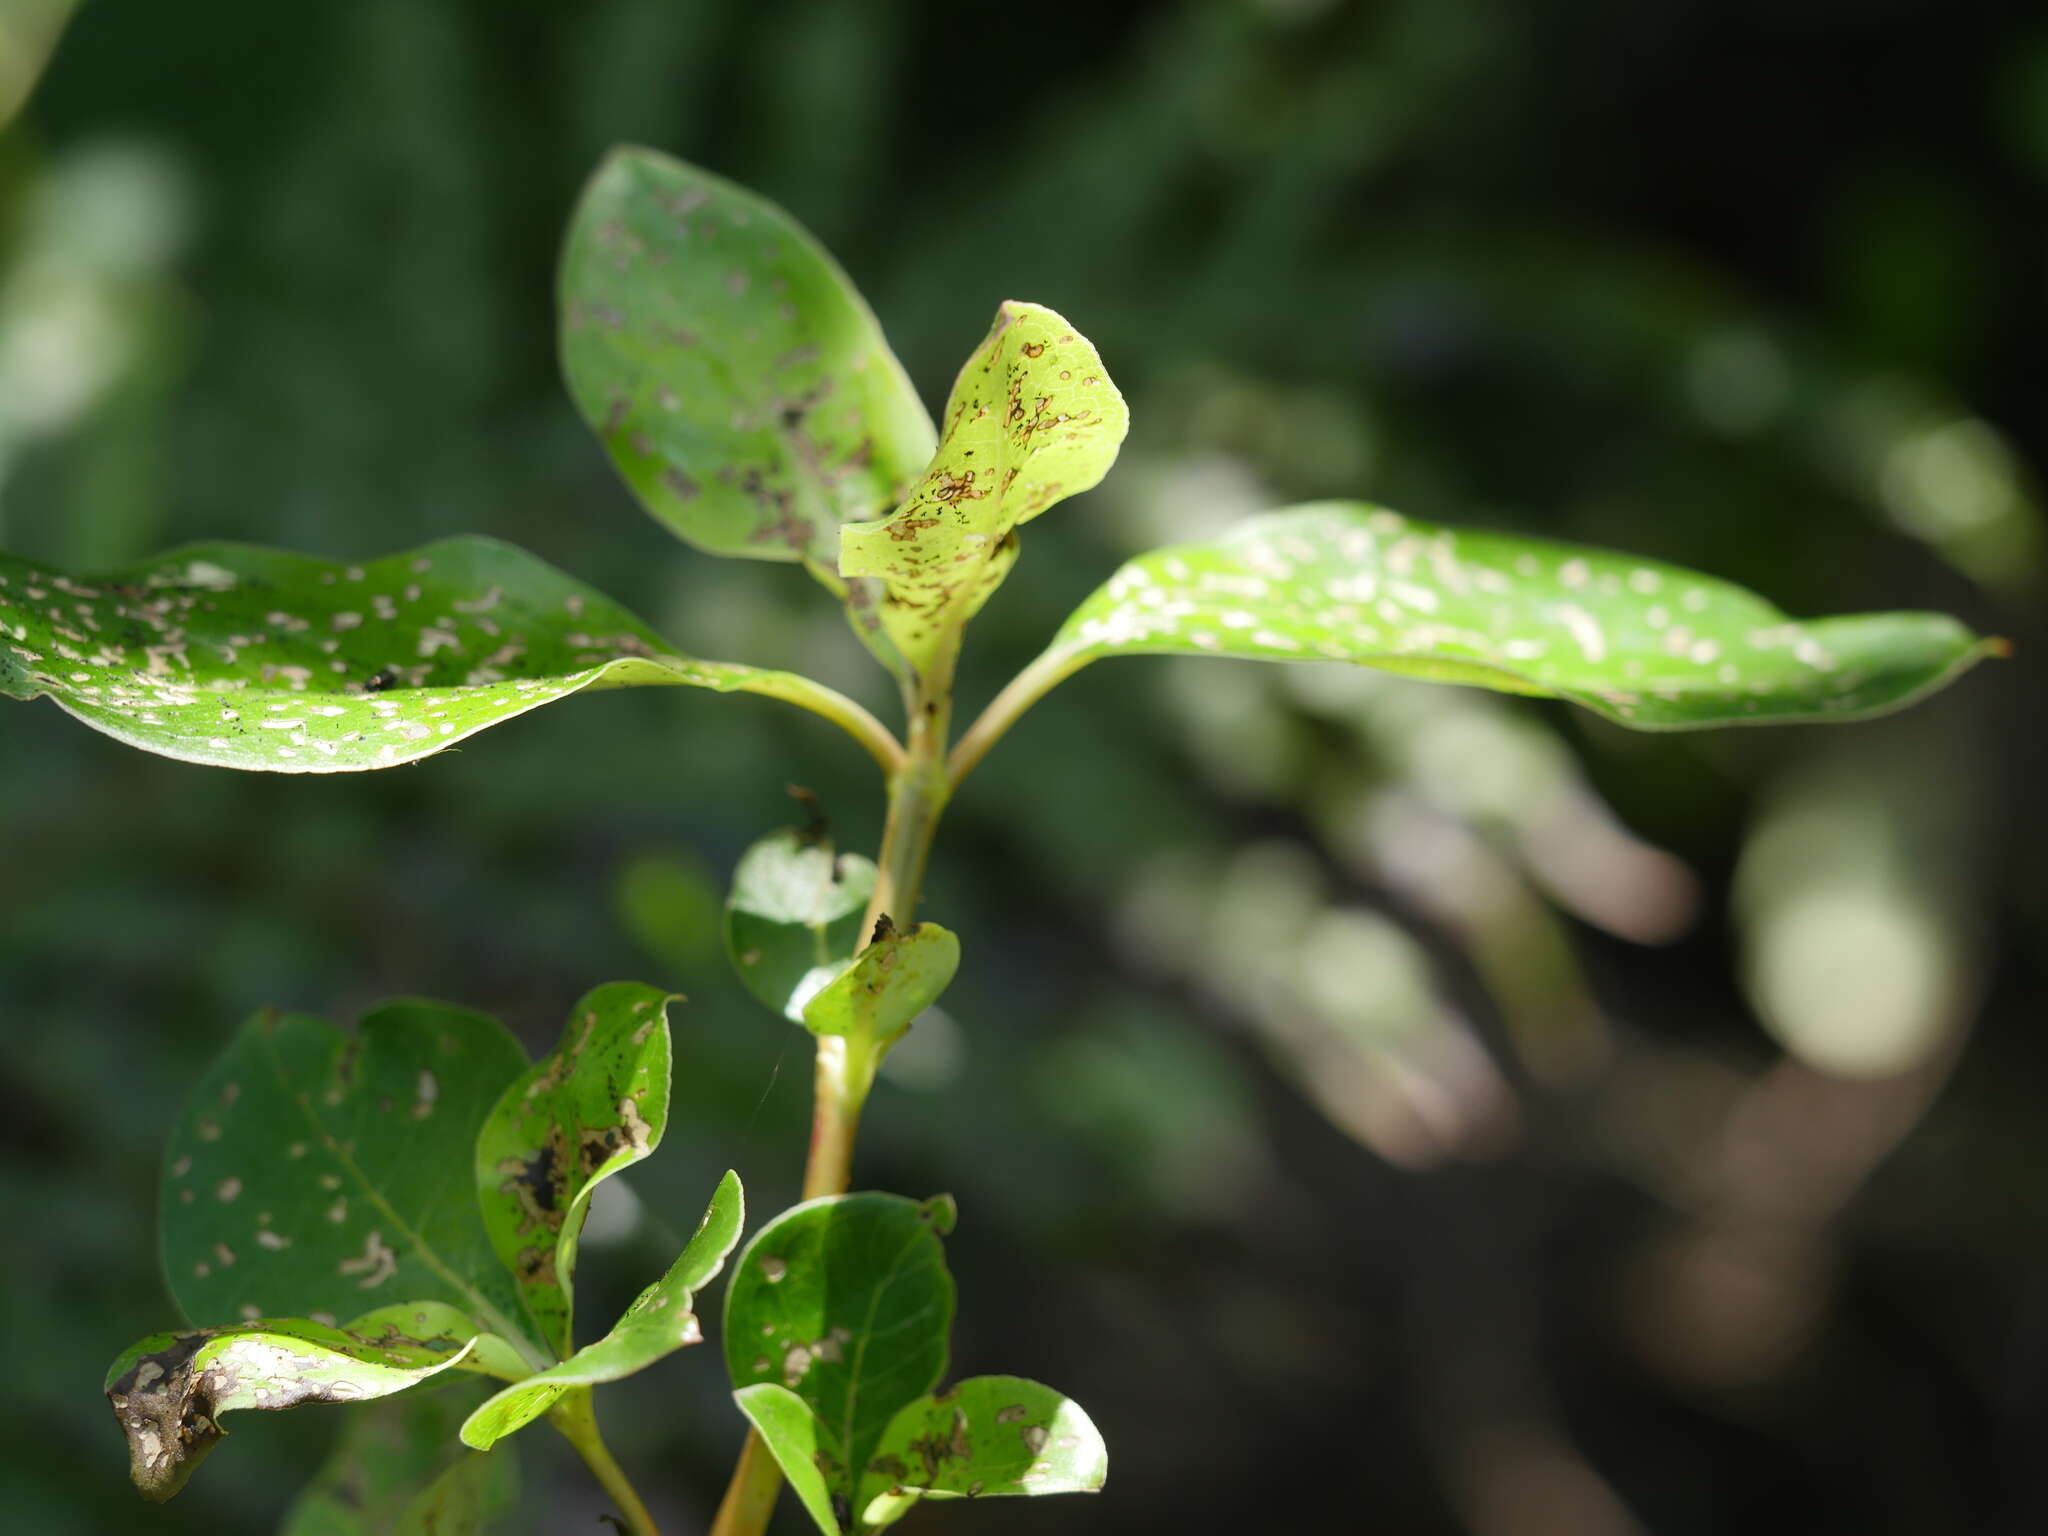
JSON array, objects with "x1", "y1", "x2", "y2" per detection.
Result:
[
  {"x1": 723, "y1": 1194, "x2": 956, "y2": 1523},
  {"x1": 1037, "y1": 502, "x2": 1997, "y2": 729},
  {"x1": 726, "y1": 827, "x2": 878, "y2": 1021},
  {"x1": 800, "y1": 921, "x2": 959, "y2": 1052},
  {"x1": 560, "y1": 146, "x2": 936, "y2": 670},
  {"x1": 104, "y1": 1307, "x2": 479, "y2": 1502},
  {"x1": 474, "y1": 983, "x2": 674, "y2": 1356},
  {"x1": 856, "y1": 1375, "x2": 1109, "y2": 1527},
  {"x1": 282, "y1": 1384, "x2": 518, "y2": 1536},
  {"x1": 841, "y1": 301, "x2": 1129, "y2": 677},
  {"x1": 459, "y1": 1169, "x2": 744, "y2": 1449},
  {"x1": 732, "y1": 1383, "x2": 848, "y2": 1536},
  {"x1": 0, "y1": 537, "x2": 848, "y2": 773},
  {"x1": 160, "y1": 1002, "x2": 541, "y2": 1363}
]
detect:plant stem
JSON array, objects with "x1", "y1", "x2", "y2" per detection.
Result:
[
  {"x1": 710, "y1": 660, "x2": 955, "y2": 1536},
  {"x1": 946, "y1": 642, "x2": 1088, "y2": 791},
  {"x1": 551, "y1": 1387, "x2": 661, "y2": 1536},
  {"x1": 740, "y1": 672, "x2": 905, "y2": 776}
]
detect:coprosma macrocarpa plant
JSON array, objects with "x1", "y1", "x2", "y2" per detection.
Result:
[{"x1": 0, "y1": 148, "x2": 1999, "y2": 1535}]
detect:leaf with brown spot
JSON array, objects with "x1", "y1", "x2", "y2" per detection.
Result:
[{"x1": 473, "y1": 983, "x2": 675, "y2": 1356}]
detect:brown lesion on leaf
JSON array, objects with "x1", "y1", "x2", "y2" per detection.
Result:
[
  {"x1": 496, "y1": 1124, "x2": 567, "y2": 1239},
  {"x1": 107, "y1": 1333, "x2": 223, "y2": 1502},
  {"x1": 904, "y1": 1404, "x2": 974, "y2": 1485}
]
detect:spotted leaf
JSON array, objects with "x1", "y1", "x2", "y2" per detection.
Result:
[
  {"x1": 726, "y1": 826, "x2": 878, "y2": 1022},
  {"x1": 841, "y1": 302, "x2": 1129, "y2": 678},
  {"x1": 0, "y1": 536, "x2": 837, "y2": 772},
  {"x1": 1036, "y1": 502, "x2": 1998, "y2": 729},
  {"x1": 284, "y1": 1389, "x2": 518, "y2": 1536},
  {"x1": 473, "y1": 983, "x2": 674, "y2": 1357},
  {"x1": 561, "y1": 146, "x2": 936, "y2": 673},
  {"x1": 459, "y1": 1169, "x2": 742, "y2": 1449},
  {"x1": 104, "y1": 1305, "x2": 481, "y2": 1502},
  {"x1": 856, "y1": 1375, "x2": 1108, "y2": 1529},
  {"x1": 161, "y1": 1003, "x2": 542, "y2": 1366},
  {"x1": 723, "y1": 1194, "x2": 956, "y2": 1527},
  {"x1": 800, "y1": 921, "x2": 959, "y2": 1053}
]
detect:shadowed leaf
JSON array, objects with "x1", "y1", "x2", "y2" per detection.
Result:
[
  {"x1": 857, "y1": 1375, "x2": 1107, "y2": 1528},
  {"x1": 841, "y1": 301, "x2": 1128, "y2": 677},
  {"x1": 0, "y1": 537, "x2": 833, "y2": 772},
  {"x1": 801, "y1": 921, "x2": 959, "y2": 1052},
  {"x1": 473, "y1": 983, "x2": 674, "y2": 1356},
  {"x1": 726, "y1": 827, "x2": 878, "y2": 1021},
  {"x1": 560, "y1": 146, "x2": 936, "y2": 672},
  {"x1": 104, "y1": 1306, "x2": 480, "y2": 1502},
  {"x1": 281, "y1": 1378, "x2": 518, "y2": 1535},
  {"x1": 159, "y1": 1003, "x2": 539, "y2": 1363},
  {"x1": 460, "y1": 1170, "x2": 743, "y2": 1449},
  {"x1": 1039, "y1": 503, "x2": 1998, "y2": 728}
]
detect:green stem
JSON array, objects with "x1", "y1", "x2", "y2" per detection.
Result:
[
  {"x1": 710, "y1": 659, "x2": 956, "y2": 1536},
  {"x1": 946, "y1": 642, "x2": 1089, "y2": 791},
  {"x1": 551, "y1": 1388, "x2": 660, "y2": 1536}
]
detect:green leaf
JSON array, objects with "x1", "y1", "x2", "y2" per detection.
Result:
[
  {"x1": 800, "y1": 921, "x2": 959, "y2": 1053},
  {"x1": 723, "y1": 1193, "x2": 956, "y2": 1513},
  {"x1": 726, "y1": 827, "x2": 878, "y2": 1021},
  {"x1": 733, "y1": 1383, "x2": 848, "y2": 1536},
  {"x1": 104, "y1": 1305, "x2": 480, "y2": 1502},
  {"x1": 841, "y1": 301, "x2": 1129, "y2": 677},
  {"x1": 473, "y1": 983, "x2": 674, "y2": 1356},
  {"x1": 160, "y1": 1002, "x2": 540, "y2": 1362},
  {"x1": 857, "y1": 1375, "x2": 1108, "y2": 1526},
  {"x1": 282, "y1": 1385, "x2": 518, "y2": 1536},
  {"x1": 560, "y1": 146, "x2": 937, "y2": 671},
  {"x1": 1040, "y1": 503, "x2": 1998, "y2": 728},
  {"x1": 0, "y1": 536, "x2": 836, "y2": 772},
  {"x1": 459, "y1": 1170, "x2": 744, "y2": 1449}
]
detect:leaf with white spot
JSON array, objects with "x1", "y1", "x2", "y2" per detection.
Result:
[
  {"x1": 473, "y1": 983, "x2": 674, "y2": 1357},
  {"x1": 0, "y1": 536, "x2": 849, "y2": 773},
  {"x1": 800, "y1": 921, "x2": 959, "y2": 1054},
  {"x1": 841, "y1": 302, "x2": 1129, "y2": 678},
  {"x1": 104, "y1": 1306, "x2": 480, "y2": 1502},
  {"x1": 1031, "y1": 502, "x2": 1999, "y2": 730},
  {"x1": 459, "y1": 1170, "x2": 743, "y2": 1449},
  {"x1": 726, "y1": 827, "x2": 878, "y2": 1022},
  {"x1": 723, "y1": 1194, "x2": 956, "y2": 1530},
  {"x1": 856, "y1": 1375, "x2": 1108, "y2": 1529},
  {"x1": 282, "y1": 1388, "x2": 518, "y2": 1536},
  {"x1": 160, "y1": 1002, "x2": 542, "y2": 1366},
  {"x1": 561, "y1": 146, "x2": 936, "y2": 674}
]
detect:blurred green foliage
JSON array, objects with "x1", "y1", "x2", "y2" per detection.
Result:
[{"x1": 2, "y1": 3, "x2": 2042, "y2": 1533}]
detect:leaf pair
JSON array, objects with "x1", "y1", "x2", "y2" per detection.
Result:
[
  {"x1": 107, "y1": 982, "x2": 742, "y2": 1505},
  {"x1": 724, "y1": 1194, "x2": 1106, "y2": 1534}
]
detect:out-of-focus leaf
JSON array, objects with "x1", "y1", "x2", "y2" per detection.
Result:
[
  {"x1": 723, "y1": 1194, "x2": 955, "y2": 1511},
  {"x1": 459, "y1": 1170, "x2": 742, "y2": 1448},
  {"x1": 281, "y1": 1383, "x2": 518, "y2": 1536},
  {"x1": 726, "y1": 827, "x2": 877, "y2": 1021},
  {"x1": 732, "y1": 1383, "x2": 846, "y2": 1536},
  {"x1": 0, "y1": 0, "x2": 74, "y2": 127},
  {"x1": 473, "y1": 983, "x2": 673, "y2": 1356},
  {"x1": 1042, "y1": 502, "x2": 1998, "y2": 729},
  {"x1": 160, "y1": 1004, "x2": 539, "y2": 1362},
  {"x1": 104, "y1": 1307, "x2": 478, "y2": 1502},
  {"x1": 800, "y1": 921, "x2": 959, "y2": 1053},
  {"x1": 560, "y1": 146, "x2": 936, "y2": 671},
  {"x1": 841, "y1": 301, "x2": 1128, "y2": 676},
  {"x1": 0, "y1": 537, "x2": 829, "y2": 772},
  {"x1": 857, "y1": 1375, "x2": 1108, "y2": 1528}
]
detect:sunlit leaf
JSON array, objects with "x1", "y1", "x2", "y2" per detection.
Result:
[
  {"x1": 1042, "y1": 502, "x2": 1998, "y2": 729},
  {"x1": 726, "y1": 827, "x2": 878, "y2": 1021},
  {"x1": 800, "y1": 921, "x2": 959, "y2": 1053},
  {"x1": 841, "y1": 301, "x2": 1129, "y2": 676},
  {"x1": 281, "y1": 1383, "x2": 518, "y2": 1536},
  {"x1": 723, "y1": 1193, "x2": 955, "y2": 1515},
  {"x1": 473, "y1": 983, "x2": 674, "y2": 1356},
  {"x1": 560, "y1": 146, "x2": 936, "y2": 671},
  {"x1": 732, "y1": 1383, "x2": 847, "y2": 1536},
  {"x1": 160, "y1": 1003, "x2": 541, "y2": 1363},
  {"x1": 459, "y1": 1170, "x2": 743, "y2": 1449},
  {"x1": 857, "y1": 1375, "x2": 1108, "y2": 1528},
  {"x1": 104, "y1": 1306, "x2": 479, "y2": 1502},
  {"x1": 0, "y1": 537, "x2": 832, "y2": 772}
]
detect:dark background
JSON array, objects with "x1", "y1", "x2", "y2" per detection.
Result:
[{"x1": 2, "y1": 2, "x2": 2044, "y2": 1532}]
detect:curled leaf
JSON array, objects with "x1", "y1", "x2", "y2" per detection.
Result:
[
  {"x1": 800, "y1": 921, "x2": 959, "y2": 1051},
  {"x1": 726, "y1": 827, "x2": 878, "y2": 1021}
]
